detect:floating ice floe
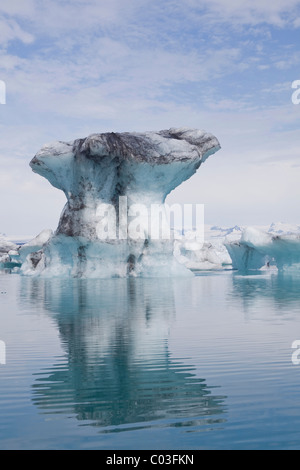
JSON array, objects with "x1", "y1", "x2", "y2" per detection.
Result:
[
  {"x1": 18, "y1": 229, "x2": 53, "y2": 263},
  {"x1": 0, "y1": 230, "x2": 53, "y2": 269},
  {"x1": 225, "y1": 225, "x2": 300, "y2": 273},
  {"x1": 173, "y1": 227, "x2": 233, "y2": 271},
  {"x1": 0, "y1": 234, "x2": 19, "y2": 268},
  {"x1": 0, "y1": 234, "x2": 18, "y2": 255}
]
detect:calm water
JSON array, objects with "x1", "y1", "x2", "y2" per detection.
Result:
[{"x1": 1, "y1": 269, "x2": 300, "y2": 450}]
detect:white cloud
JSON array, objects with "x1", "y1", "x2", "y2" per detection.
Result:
[
  {"x1": 274, "y1": 52, "x2": 300, "y2": 69},
  {"x1": 0, "y1": 0, "x2": 35, "y2": 16},
  {"x1": 0, "y1": 40, "x2": 243, "y2": 123},
  {"x1": 0, "y1": 0, "x2": 148, "y2": 38},
  {"x1": 258, "y1": 64, "x2": 270, "y2": 70},
  {"x1": 186, "y1": 0, "x2": 300, "y2": 27},
  {"x1": 0, "y1": 17, "x2": 34, "y2": 45},
  {"x1": 0, "y1": 0, "x2": 300, "y2": 234}
]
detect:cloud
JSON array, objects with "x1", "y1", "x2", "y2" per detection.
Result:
[
  {"x1": 274, "y1": 52, "x2": 300, "y2": 69},
  {"x1": 0, "y1": 17, "x2": 34, "y2": 45},
  {"x1": 0, "y1": 0, "x2": 35, "y2": 17},
  {"x1": 0, "y1": 37, "x2": 243, "y2": 124},
  {"x1": 185, "y1": 0, "x2": 300, "y2": 27},
  {"x1": 0, "y1": 0, "x2": 300, "y2": 234},
  {"x1": 0, "y1": 0, "x2": 147, "y2": 40}
]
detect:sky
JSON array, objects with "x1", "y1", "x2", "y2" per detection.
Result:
[{"x1": 0, "y1": 0, "x2": 300, "y2": 236}]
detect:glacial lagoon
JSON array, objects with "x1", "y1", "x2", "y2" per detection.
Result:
[{"x1": 1, "y1": 269, "x2": 300, "y2": 450}]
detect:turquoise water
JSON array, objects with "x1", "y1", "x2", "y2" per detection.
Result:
[{"x1": 1, "y1": 270, "x2": 300, "y2": 450}]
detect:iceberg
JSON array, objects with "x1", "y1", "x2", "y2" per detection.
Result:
[
  {"x1": 174, "y1": 233, "x2": 232, "y2": 271},
  {"x1": 226, "y1": 226, "x2": 300, "y2": 273},
  {"x1": 21, "y1": 128, "x2": 221, "y2": 278},
  {"x1": 173, "y1": 225, "x2": 241, "y2": 271},
  {"x1": 1, "y1": 230, "x2": 53, "y2": 269},
  {"x1": 18, "y1": 229, "x2": 53, "y2": 263},
  {"x1": 267, "y1": 222, "x2": 300, "y2": 235},
  {"x1": 0, "y1": 234, "x2": 18, "y2": 256},
  {"x1": 0, "y1": 253, "x2": 11, "y2": 266},
  {"x1": 0, "y1": 234, "x2": 19, "y2": 268}
]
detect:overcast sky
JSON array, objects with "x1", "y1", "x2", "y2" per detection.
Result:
[{"x1": 1, "y1": 0, "x2": 300, "y2": 236}]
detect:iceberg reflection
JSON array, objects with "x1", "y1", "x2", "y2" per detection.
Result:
[
  {"x1": 20, "y1": 277, "x2": 227, "y2": 432},
  {"x1": 230, "y1": 272, "x2": 300, "y2": 319}
]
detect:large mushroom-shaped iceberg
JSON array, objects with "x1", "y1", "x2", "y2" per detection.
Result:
[{"x1": 22, "y1": 128, "x2": 221, "y2": 278}]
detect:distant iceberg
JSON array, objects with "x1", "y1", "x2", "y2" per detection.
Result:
[
  {"x1": 0, "y1": 234, "x2": 19, "y2": 268},
  {"x1": 0, "y1": 230, "x2": 53, "y2": 269},
  {"x1": 18, "y1": 229, "x2": 53, "y2": 263},
  {"x1": 226, "y1": 225, "x2": 300, "y2": 273},
  {"x1": 21, "y1": 128, "x2": 221, "y2": 278},
  {"x1": 174, "y1": 228, "x2": 232, "y2": 271},
  {"x1": 0, "y1": 234, "x2": 18, "y2": 256}
]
